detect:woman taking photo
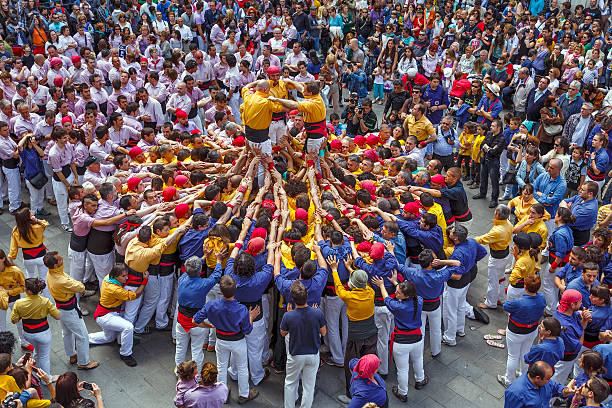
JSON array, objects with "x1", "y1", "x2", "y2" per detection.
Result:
[
  {"x1": 11, "y1": 278, "x2": 60, "y2": 379},
  {"x1": 497, "y1": 274, "x2": 546, "y2": 387},
  {"x1": 9, "y1": 208, "x2": 50, "y2": 298},
  {"x1": 537, "y1": 95, "x2": 565, "y2": 154},
  {"x1": 551, "y1": 289, "x2": 591, "y2": 383},
  {"x1": 541, "y1": 136, "x2": 570, "y2": 174},
  {"x1": 182, "y1": 362, "x2": 228, "y2": 408},
  {"x1": 17, "y1": 133, "x2": 49, "y2": 217},
  {"x1": 0, "y1": 249, "x2": 30, "y2": 352},
  {"x1": 55, "y1": 371, "x2": 103, "y2": 408},
  {"x1": 372, "y1": 274, "x2": 427, "y2": 402},
  {"x1": 515, "y1": 145, "x2": 546, "y2": 192}
]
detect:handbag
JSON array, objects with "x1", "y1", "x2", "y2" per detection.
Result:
[
  {"x1": 542, "y1": 123, "x2": 563, "y2": 136},
  {"x1": 502, "y1": 166, "x2": 518, "y2": 185},
  {"x1": 28, "y1": 171, "x2": 48, "y2": 190}
]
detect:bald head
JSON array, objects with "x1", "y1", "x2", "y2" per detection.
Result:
[
  {"x1": 548, "y1": 158, "x2": 563, "y2": 178},
  {"x1": 256, "y1": 80, "x2": 270, "y2": 93}
]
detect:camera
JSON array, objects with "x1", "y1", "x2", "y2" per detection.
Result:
[
  {"x1": 356, "y1": 107, "x2": 363, "y2": 115},
  {"x1": 82, "y1": 382, "x2": 93, "y2": 391},
  {"x1": 2, "y1": 392, "x2": 20, "y2": 408}
]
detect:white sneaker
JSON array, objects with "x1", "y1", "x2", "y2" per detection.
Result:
[
  {"x1": 337, "y1": 395, "x2": 351, "y2": 405},
  {"x1": 442, "y1": 335, "x2": 457, "y2": 346},
  {"x1": 497, "y1": 374, "x2": 511, "y2": 388}
]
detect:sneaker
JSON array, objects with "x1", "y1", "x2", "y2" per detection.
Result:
[
  {"x1": 456, "y1": 331, "x2": 466, "y2": 337},
  {"x1": 415, "y1": 375, "x2": 429, "y2": 390},
  {"x1": 134, "y1": 326, "x2": 151, "y2": 335},
  {"x1": 61, "y1": 225, "x2": 73, "y2": 233},
  {"x1": 488, "y1": 200, "x2": 498, "y2": 208},
  {"x1": 337, "y1": 395, "x2": 352, "y2": 404},
  {"x1": 120, "y1": 354, "x2": 138, "y2": 367},
  {"x1": 237, "y1": 388, "x2": 259, "y2": 404},
  {"x1": 80, "y1": 308, "x2": 90, "y2": 316},
  {"x1": 499, "y1": 195, "x2": 512, "y2": 201},
  {"x1": 319, "y1": 343, "x2": 330, "y2": 354},
  {"x1": 473, "y1": 305, "x2": 490, "y2": 324},
  {"x1": 35, "y1": 209, "x2": 51, "y2": 216},
  {"x1": 392, "y1": 386, "x2": 407, "y2": 402},
  {"x1": 323, "y1": 355, "x2": 344, "y2": 368},
  {"x1": 81, "y1": 289, "x2": 96, "y2": 298},
  {"x1": 441, "y1": 335, "x2": 456, "y2": 346},
  {"x1": 206, "y1": 344, "x2": 215, "y2": 352},
  {"x1": 497, "y1": 374, "x2": 511, "y2": 388}
]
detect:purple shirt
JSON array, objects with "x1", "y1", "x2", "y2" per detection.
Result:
[
  {"x1": 48, "y1": 143, "x2": 74, "y2": 172},
  {"x1": 0, "y1": 136, "x2": 17, "y2": 161},
  {"x1": 93, "y1": 199, "x2": 123, "y2": 232},
  {"x1": 182, "y1": 383, "x2": 228, "y2": 408},
  {"x1": 72, "y1": 141, "x2": 88, "y2": 167},
  {"x1": 71, "y1": 207, "x2": 95, "y2": 237}
]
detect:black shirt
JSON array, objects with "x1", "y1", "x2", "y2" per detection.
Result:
[
  {"x1": 384, "y1": 91, "x2": 408, "y2": 115},
  {"x1": 293, "y1": 11, "x2": 308, "y2": 32}
]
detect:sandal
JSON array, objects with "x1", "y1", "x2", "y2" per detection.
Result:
[
  {"x1": 484, "y1": 334, "x2": 502, "y2": 340},
  {"x1": 497, "y1": 329, "x2": 507, "y2": 336},
  {"x1": 486, "y1": 340, "x2": 505, "y2": 349}
]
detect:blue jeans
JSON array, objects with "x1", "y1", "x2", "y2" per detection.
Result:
[{"x1": 373, "y1": 83, "x2": 384, "y2": 99}]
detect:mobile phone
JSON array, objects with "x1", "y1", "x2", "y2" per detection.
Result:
[
  {"x1": 82, "y1": 382, "x2": 93, "y2": 391},
  {"x1": 23, "y1": 353, "x2": 31, "y2": 364}
]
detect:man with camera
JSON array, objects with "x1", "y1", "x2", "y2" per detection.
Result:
[
  {"x1": 343, "y1": 62, "x2": 368, "y2": 103},
  {"x1": 351, "y1": 98, "x2": 378, "y2": 136},
  {"x1": 342, "y1": 93, "x2": 360, "y2": 138}
]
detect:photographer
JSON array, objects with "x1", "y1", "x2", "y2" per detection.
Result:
[
  {"x1": 351, "y1": 98, "x2": 378, "y2": 135},
  {"x1": 55, "y1": 372, "x2": 103, "y2": 408},
  {"x1": 342, "y1": 62, "x2": 367, "y2": 103},
  {"x1": 342, "y1": 93, "x2": 360, "y2": 138},
  {"x1": 17, "y1": 134, "x2": 47, "y2": 218}
]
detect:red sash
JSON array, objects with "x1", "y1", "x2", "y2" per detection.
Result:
[
  {"x1": 93, "y1": 303, "x2": 122, "y2": 319},
  {"x1": 390, "y1": 327, "x2": 422, "y2": 355},
  {"x1": 177, "y1": 311, "x2": 197, "y2": 332}
]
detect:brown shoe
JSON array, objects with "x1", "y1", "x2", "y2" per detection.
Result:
[
  {"x1": 477, "y1": 302, "x2": 495, "y2": 309},
  {"x1": 77, "y1": 361, "x2": 100, "y2": 370},
  {"x1": 69, "y1": 355, "x2": 77, "y2": 365},
  {"x1": 238, "y1": 388, "x2": 259, "y2": 404},
  {"x1": 207, "y1": 345, "x2": 215, "y2": 352}
]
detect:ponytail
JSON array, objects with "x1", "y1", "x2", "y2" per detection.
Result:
[
  {"x1": 24, "y1": 278, "x2": 45, "y2": 295},
  {"x1": 557, "y1": 207, "x2": 576, "y2": 225},
  {"x1": 398, "y1": 280, "x2": 418, "y2": 320}
]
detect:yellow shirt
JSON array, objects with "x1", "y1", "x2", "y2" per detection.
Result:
[
  {"x1": 472, "y1": 135, "x2": 486, "y2": 162},
  {"x1": 517, "y1": 215, "x2": 549, "y2": 249},
  {"x1": 11, "y1": 294, "x2": 59, "y2": 323},
  {"x1": 99, "y1": 275, "x2": 138, "y2": 309},
  {"x1": 203, "y1": 237, "x2": 233, "y2": 269},
  {"x1": 509, "y1": 196, "x2": 539, "y2": 223},
  {"x1": 151, "y1": 229, "x2": 181, "y2": 256},
  {"x1": 458, "y1": 131, "x2": 475, "y2": 156},
  {"x1": 125, "y1": 238, "x2": 168, "y2": 273},
  {"x1": 46, "y1": 266, "x2": 85, "y2": 302},
  {"x1": 298, "y1": 94, "x2": 327, "y2": 124},
  {"x1": 509, "y1": 252, "x2": 537, "y2": 285},
  {"x1": 268, "y1": 79, "x2": 295, "y2": 99},
  {"x1": 332, "y1": 270, "x2": 374, "y2": 321},
  {"x1": 9, "y1": 221, "x2": 49, "y2": 259},
  {"x1": 475, "y1": 219, "x2": 513, "y2": 251},
  {"x1": 0, "y1": 266, "x2": 25, "y2": 297},
  {"x1": 425, "y1": 203, "x2": 449, "y2": 247},
  {"x1": 0, "y1": 377, "x2": 49, "y2": 407},
  {"x1": 241, "y1": 89, "x2": 283, "y2": 130},
  {"x1": 403, "y1": 114, "x2": 435, "y2": 142}
]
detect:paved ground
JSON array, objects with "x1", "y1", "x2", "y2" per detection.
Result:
[{"x1": 0, "y1": 103, "x2": 510, "y2": 407}]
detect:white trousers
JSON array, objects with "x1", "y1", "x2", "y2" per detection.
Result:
[
  {"x1": 455, "y1": 219, "x2": 473, "y2": 231},
  {"x1": 206, "y1": 285, "x2": 221, "y2": 346},
  {"x1": 87, "y1": 251, "x2": 115, "y2": 288},
  {"x1": 504, "y1": 328, "x2": 538, "y2": 380},
  {"x1": 484, "y1": 254, "x2": 511, "y2": 307},
  {"x1": 90, "y1": 312, "x2": 134, "y2": 356},
  {"x1": 23, "y1": 257, "x2": 50, "y2": 298},
  {"x1": 506, "y1": 285, "x2": 526, "y2": 302},
  {"x1": 393, "y1": 340, "x2": 425, "y2": 395},
  {"x1": 123, "y1": 285, "x2": 141, "y2": 324},
  {"x1": 540, "y1": 262, "x2": 559, "y2": 315},
  {"x1": 68, "y1": 248, "x2": 94, "y2": 301},
  {"x1": 59, "y1": 308, "x2": 91, "y2": 365},
  {"x1": 134, "y1": 274, "x2": 173, "y2": 332},
  {"x1": 217, "y1": 338, "x2": 250, "y2": 398},
  {"x1": 262, "y1": 293, "x2": 272, "y2": 363},
  {"x1": 0, "y1": 302, "x2": 27, "y2": 346},
  {"x1": 284, "y1": 352, "x2": 319, "y2": 408},
  {"x1": 229, "y1": 94, "x2": 241, "y2": 125},
  {"x1": 42, "y1": 162, "x2": 54, "y2": 200},
  {"x1": 25, "y1": 180, "x2": 45, "y2": 213},
  {"x1": 2, "y1": 166, "x2": 21, "y2": 212},
  {"x1": 51, "y1": 174, "x2": 73, "y2": 226},
  {"x1": 229, "y1": 317, "x2": 266, "y2": 385},
  {"x1": 247, "y1": 139, "x2": 272, "y2": 187},
  {"x1": 443, "y1": 284, "x2": 469, "y2": 342},
  {"x1": 552, "y1": 357, "x2": 577, "y2": 385},
  {"x1": 421, "y1": 306, "x2": 442, "y2": 356},
  {"x1": 323, "y1": 295, "x2": 348, "y2": 364},
  {"x1": 24, "y1": 328, "x2": 51, "y2": 377},
  {"x1": 174, "y1": 324, "x2": 207, "y2": 372},
  {"x1": 268, "y1": 120, "x2": 287, "y2": 146},
  {"x1": 374, "y1": 305, "x2": 393, "y2": 375}
]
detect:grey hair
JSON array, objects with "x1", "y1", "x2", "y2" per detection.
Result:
[
  {"x1": 225, "y1": 122, "x2": 237, "y2": 131},
  {"x1": 184, "y1": 256, "x2": 203, "y2": 277},
  {"x1": 495, "y1": 204, "x2": 511, "y2": 220},
  {"x1": 399, "y1": 170, "x2": 412, "y2": 182},
  {"x1": 106, "y1": 176, "x2": 120, "y2": 185},
  {"x1": 570, "y1": 80, "x2": 582, "y2": 90},
  {"x1": 417, "y1": 170, "x2": 431, "y2": 183}
]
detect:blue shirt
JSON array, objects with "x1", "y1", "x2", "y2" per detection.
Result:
[
  {"x1": 567, "y1": 276, "x2": 599, "y2": 309},
  {"x1": 448, "y1": 238, "x2": 487, "y2": 277},
  {"x1": 505, "y1": 372, "x2": 564, "y2": 408},
  {"x1": 177, "y1": 262, "x2": 222, "y2": 309},
  {"x1": 347, "y1": 358, "x2": 387, "y2": 408},
  {"x1": 565, "y1": 195, "x2": 598, "y2": 231},
  {"x1": 556, "y1": 264, "x2": 583, "y2": 286},
  {"x1": 503, "y1": 293, "x2": 546, "y2": 327},
  {"x1": 548, "y1": 224, "x2": 574, "y2": 259},
  {"x1": 422, "y1": 85, "x2": 449, "y2": 125},
  {"x1": 384, "y1": 296, "x2": 423, "y2": 331},
  {"x1": 395, "y1": 218, "x2": 443, "y2": 256},
  {"x1": 398, "y1": 265, "x2": 451, "y2": 301},
  {"x1": 476, "y1": 95, "x2": 502, "y2": 125},
  {"x1": 178, "y1": 209, "x2": 213, "y2": 261},
  {"x1": 19, "y1": 147, "x2": 43, "y2": 180},
  {"x1": 355, "y1": 252, "x2": 399, "y2": 285},
  {"x1": 593, "y1": 343, "x2": 612, "y2": 380},
  {"x1": 318, "y1": 239, "x2": 351, "y2": 282},
  {"x1": 585, "y1": 304, "x2": 611, "y2": 338},
  {"x1": 274, "y1": 267, "x2": 328, "y2": 306},
  {"x1": 590, "y1": 147, "x2": 610, "y2": 176},
  {"x1": 193, "y1": 298, "x2": 253, "y2": 336},
  {"x1": 524, "y1": 338, "x2": 565, "y2": 367},
  {"x1": 533, "y1": 173, "x2": 567, "y2": 217},
  {"x1": 553, "y1": 310, "x2": 584, "y2": 356},
  {"x1": 225, "y1": 258, "x2": 273, "y2": 303},
  {"x1": 280, "y1": 307, "x2": 326, "y2": 356},
  {"x1": 373, "y1": 232, "x2": 407, "y2": 266},
  {"x1": 432, "y1": 127, "x2": 455, "y2": 156},
  {"x1": 587, "y1": 124, "x2": 612, "y2": 163}
]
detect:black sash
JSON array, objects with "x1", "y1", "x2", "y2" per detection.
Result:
[
  {"x1": 1, "y1": 158, "x2": 19, "y2": 169},
  {"x1": 70, "y1": 232, "x2": 88, "y2": 252},
  {"x1": 86, "y1": 229, "x2": 114, "y2": 255},
  {"x1": 52, "y1": 164, "x2": 72, "y2": 182}
]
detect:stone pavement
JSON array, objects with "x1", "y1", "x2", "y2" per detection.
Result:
[{"x1": 0, "y1": 102, "x2": 510, "y2": 407}]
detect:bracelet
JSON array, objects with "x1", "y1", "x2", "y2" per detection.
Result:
[
  {"x1": 348, "y1": 236, "x2": 354, "y2": 242},
  {"x1": 307, "y1": 160, "x2": 315, "y2": 167},
  {"x1": 340, "y1": 182, "x2": 346, "y2": 188},
  {"x1": 227, "y1": 203, "x2": 234, "y2": 209},
  {"x1": 235, "y1": 242, "x2": 243, "y2": 249},
  {"x1": 238, "y1": 185, "x2": 247, "y2": 193},
  {"x1": 325, "y1": 213, "x2": 334, "y2": 221}
]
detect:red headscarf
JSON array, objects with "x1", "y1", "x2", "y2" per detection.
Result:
[
  {"x1": 558, "y1": 289, "x2": 582, "y2": 313},
  {"x1": 353, "y1": 354, "x2": 380, "y2": 379}
]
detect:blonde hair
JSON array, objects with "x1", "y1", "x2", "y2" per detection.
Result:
[{"x1": 201, "y1": 362, "x2": 218, "y2": 386}]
